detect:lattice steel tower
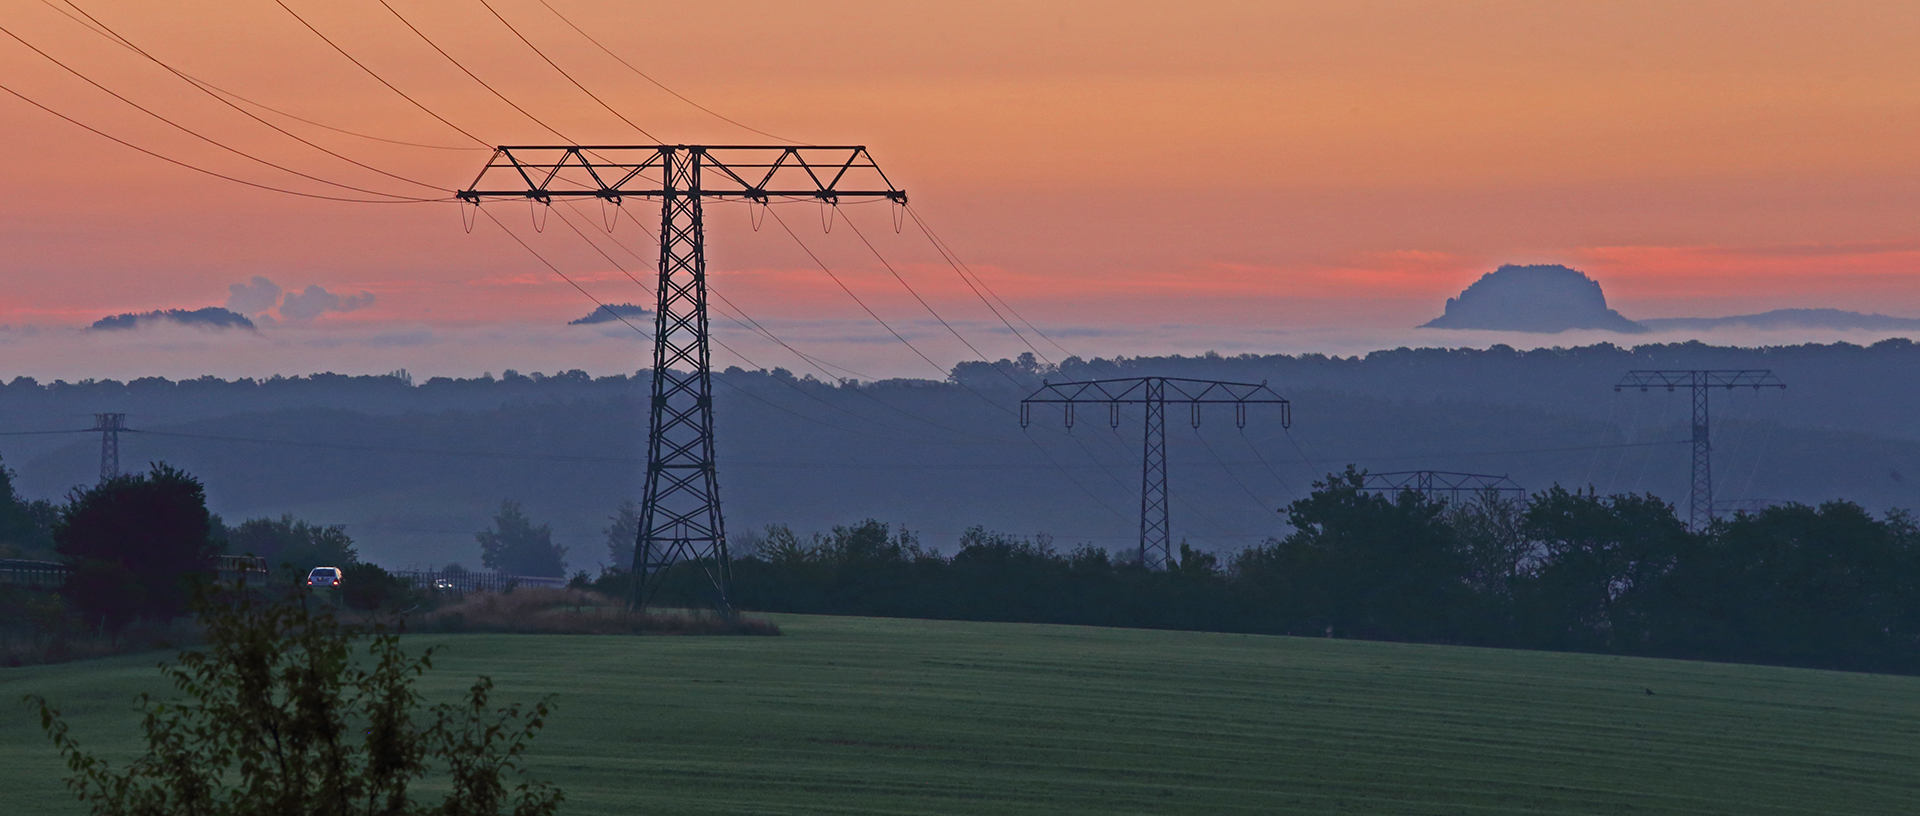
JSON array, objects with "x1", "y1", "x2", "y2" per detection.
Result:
[
  {"x1": 1021, "y1": 378, "x2": 1291, "y2": 568},
  {"x1": 93, "y1": 412, "x2": 124, "y2": 484},
  {"x1": 1615, "y1": 370, "x2": 1785, "y2": 531},
  {"x1": 461, "y1": 146, "x2": 904, "y2": 611}
]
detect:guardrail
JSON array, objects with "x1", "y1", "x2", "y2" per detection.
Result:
[
  {"x1": 0, "y1": 559, "x2": 69, "y2": 588},
  {"x1": 392, "y1": 570, "x2": 569, "y2": 593}
]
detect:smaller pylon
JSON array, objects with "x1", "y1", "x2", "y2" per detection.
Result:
[
  {"x1": 1020, "y1": 377, "x2": 1290, "y2": 569},
  {"x1": 93, "y1": 413, "x2": 124, "y2": 483},
  {"x1": 1614, "y1": 370, "x2": 1785, "y2": 531}
]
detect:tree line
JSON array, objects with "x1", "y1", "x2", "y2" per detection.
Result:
[
  {"x1": 10, "y1": 452, "x2": 1918, "y2": 675},
  {"x1": 0, "y1": 458, "x2": 571, "y2": 639},
  {"x1": 712, "y1": 467, "x2": 1920, "y2": 674}
]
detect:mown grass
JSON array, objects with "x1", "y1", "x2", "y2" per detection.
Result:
[
  {"x1": 4, "y1": 614, "x2": 1919, "y2": 814},
  {"x1": 411, "y1": 588, "x2": 781, "y2": 636}
]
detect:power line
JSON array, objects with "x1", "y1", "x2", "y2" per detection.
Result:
[
  {"x1": 767, "y1": 207, "x2": 951, "y2": 380},
  {"x1": 533, "y1": 0, "x2": 798, "y2": 143},
  {"x1": 842, "y1": 215, "x2": 1027, "y2": 389},
  {"x1": 132, "y1": 428, "x2": 636, "y2": 463},
  {"x1": 1193, "y1": 424, "x2": 1282, "y2": 514},
  {"x1": 543, "y1": 205, "x2": 929, "y2": 438},
  {"x1": 473, "y1": 0, "x2": 660, "y2": 141},
  {"x1": 599, "y1": 203, "x2": 880, "y2": 382},
  {"x1": 906, "y1": 204, "x2": 1075, "y2": 360},
  {"x1": 58, "y1": 0, "x2": 453, "y2": 194},
  {"x1": 0, "y1": 80, "x2": 447, "y2": 204},
  {"x1": 0, "y1": 22, "x2": 435, "y2": 201},
  {"x1": 903, "y1": 204, "x2": 1055, "y2": 366},
  {"x1": 269, "y1": 0, "x2": 492, "y2": 147},
  {"x1": 476, "y1": 205, "x2": 907, "y2": 440},
  {"x1": 34, "y1": 0, "x2": 480, "y2": 151},
  {"x1": 372, "y1": 0, "x2": 574, "y2": 142}
]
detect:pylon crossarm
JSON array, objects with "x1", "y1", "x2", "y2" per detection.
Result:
[
  {"x1": 1616, "y1": 369, "x2": 1787, "y2": 391},
  {"x1": 1363, "y1": 470, "x2": 1524, "y2": 496},
  {"x1": 457, "y1": 145, "x2": 905, "y2": 204},
  {"x1": 1022, "y1": 377, "x2": 1290, "y2": 405}
]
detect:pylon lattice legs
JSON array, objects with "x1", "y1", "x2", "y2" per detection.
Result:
[
  {"x1": 93, "y1": 412, "x2": 124, "y2": 484},
  {"x1": 1689, "y1": 378, "x2": 1712, "y2": 532},
  {"x1": 1139, "y1": 380, "x2": 1170, "y2": 569},
  {"x1": 632, "y1": 148, "x2": 731, "y2": 612}
]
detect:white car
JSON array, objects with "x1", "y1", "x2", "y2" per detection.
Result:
[{"x1": 307, "y1": 566, "x2": 342, "y2": 588}]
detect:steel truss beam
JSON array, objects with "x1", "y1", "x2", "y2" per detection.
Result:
[
  {"x1": 1614, "y1": 369, "x2": 1786, "y2": 531},
  {"x1": 456, "y1": 145, "x2": 905, "y2": 204},
  {"x1": 1021, "y1": 377, "x2": 1291, "y2": 569},
  {"x1": 1362, "y1": 470, "x2": 1524, "y2": 502},
  {"x1": 461, "y1": 146, "x2": 904, "y2": 613}
]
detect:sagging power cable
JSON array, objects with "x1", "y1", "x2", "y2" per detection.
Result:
[
  {"x1": 533, "y1": 0, "x2": 798, "y2": 144},
  {"x1": 34, "y1": 0, "x2": 479, "y2": 151},
  {"x1": 269, "y1": 0, "x2": 493, "y2": 147},
  {"x1": 0, "y1": 23, "x2": 434, "y2": 202},
  {"x1": 473, "y1": 0, "x2": 660, "y2": 141},
  {"x1": 0, "y1": 80, "x2": 447, "y2": 204},
  {"x1": 58, "y1": 0, "x2": 453, "y2": 193}
]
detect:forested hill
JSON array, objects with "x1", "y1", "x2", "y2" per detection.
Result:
[{"x1": 1, "y1": 338, "x2": 1917, "y2": 569}]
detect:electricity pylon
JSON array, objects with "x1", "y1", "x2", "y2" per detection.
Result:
[
  {"x1": 93, "y1": 413, "x2": 124, "y2": 483},
  {"x1": 1615, "y1": 369, "x2": 1785, "y2": 531},
  {"x1": 460, "y1": 146, "x2": 905, "y2": 612},
  {"x1": 1363, "y1": 470, "x2": 1523, "y2": 502},
  {"x1": 1021, "y1": 378, "x2": 1290, "y2": 569}
]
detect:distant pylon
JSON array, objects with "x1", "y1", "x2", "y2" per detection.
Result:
[
  {"x1": 1021, "y1": 378, "x2": 1291, "y2": 568},
  {"x1": 1615, "y1": 370, "x2": 1785, "y2": 531},
  {"x1": 93, "y1": 412, "x2": 124, "y2": 483},
  {"x1": 1362, "y1": 470, "x2": 1524, "y2": 503}
]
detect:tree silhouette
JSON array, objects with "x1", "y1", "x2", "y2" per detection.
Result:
[
  {"x1": 476, "y1": 500, "x2": 566, "y2": 578},
  {"x1": 55, "y1": 463, "x2": 218, "y2": 624}
]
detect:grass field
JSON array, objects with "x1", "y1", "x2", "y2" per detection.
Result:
[{"x1": 4, "y1": 614, "x2": 1920, "y2": 814}]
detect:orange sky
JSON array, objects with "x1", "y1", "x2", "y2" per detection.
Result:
[{"x1": 2, "y1": 0, "x2": 1920, "y2": 374}]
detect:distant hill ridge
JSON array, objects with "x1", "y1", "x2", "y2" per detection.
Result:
[
  {"x1": 1423, "y1": 265, "x2": 1920, "y2": 334},
  {"x1": 89, "y1": 307, "x2": 255, "y2": 331},
  {"x1": 1640, "y1": 308, "x2": 1920, "y2": 331}
]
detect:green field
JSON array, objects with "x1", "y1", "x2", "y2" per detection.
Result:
[{"x1": 4, "y1": 614, "x2": 1919, "y2": 814}]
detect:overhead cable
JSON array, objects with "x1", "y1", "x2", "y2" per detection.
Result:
[
  {"x1": 842, "y1": 216, "x2": 1028, "y2": 389},
  {"x1": 533, "y1": 0, "x2": 798, "y2": 143},
  {"x1": 0, "y1": 23, "x2": 434, "y2": 201},
  {"x1": 0, "y1": 80, "x2": 447, "y2": 204},
  {"x1": 907, "y1": 204, "x2": 1075, "y2": 360},
  {"x1": 473, "y1": 0, "x2": 660, "y2": 141},
  {"x1": 58, "y1": 0, "x2": 453, "y2": 193},
  {"x1": 34, "y1": 0, "x2": 479, "y2": 151},
  {"x1": 475, "y1": 205, "x2": 904, "y2": 439},
  {"x1": 269, "y1": 0, "x2": 493, "y2": 147},
  {"x1": 372, "y1": 0, "x2": 574, "y2": 142}
]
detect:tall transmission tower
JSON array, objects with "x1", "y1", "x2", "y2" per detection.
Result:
[
  {"x1": 1615, "y1": 369, "x2": 1785, "y2": 531},
  {"x1": 460, "y1": 146, "x2": 904, "y2": 612},
  {"x1": 1362, "y1": 470, "x2": 1523, "y2": 503},
  {"x1": 93, "y1": 413, "x2": 124, "y2": 484},
  {"x1": 1021, "y1": 378, "x2": 1290, "y2": 569}
]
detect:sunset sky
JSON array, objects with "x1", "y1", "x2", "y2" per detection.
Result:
[{"x1": 3, "y1": 0, "x2": 1920, "y2": 378}]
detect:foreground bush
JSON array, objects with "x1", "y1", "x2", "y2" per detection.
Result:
[{"x1": 27, "y1": 587, "x2": 562, "y2": 815}]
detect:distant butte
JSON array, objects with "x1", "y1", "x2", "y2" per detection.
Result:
[{"x1": 1420, "y1": 264, "x2": 1646, "y2": 334}]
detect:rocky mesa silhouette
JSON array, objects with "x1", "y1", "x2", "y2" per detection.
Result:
[{"x1": 1421, "y1": 264, "x2": 1645, "y2": 333}]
